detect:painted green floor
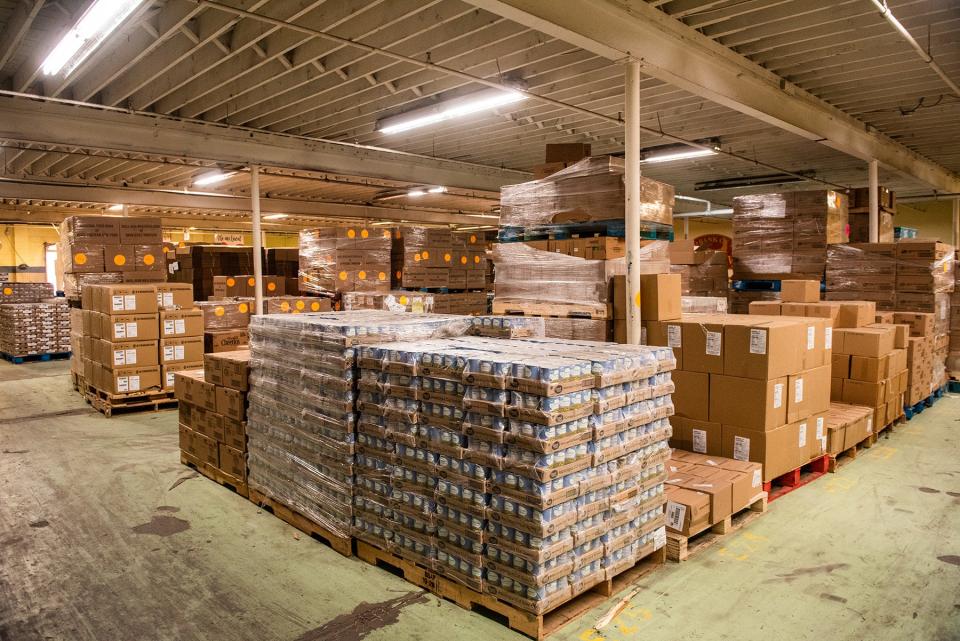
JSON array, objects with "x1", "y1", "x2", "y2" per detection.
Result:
[{"x1": 2, "y1": 359, "x2": 959, "y2": 641}]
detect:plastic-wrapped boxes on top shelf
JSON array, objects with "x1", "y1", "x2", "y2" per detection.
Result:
[
  {"x1": 299, "y1": 226, "x2": 393, "y2": 296},
  {"x1": 392, "y1": 227, "x2": 489, "y2": 290}
]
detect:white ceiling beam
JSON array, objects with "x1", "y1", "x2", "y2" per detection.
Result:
[
  {"x1": 464, "y1": 0, "x2": 960, "y2": 191},
  {"x1": 0, "y1": 98, "x2": 528, "y2": 191},
  {"x1": 0, "y1": 0, "x2": 44, "y2": 72},
  {"x1": 0, "y1": 180, "x2": 497, "y2": 225}
]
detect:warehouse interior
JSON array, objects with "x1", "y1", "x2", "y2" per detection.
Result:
[{"x1": 1, "y1": 1, "x2": 959, "y2": 640}]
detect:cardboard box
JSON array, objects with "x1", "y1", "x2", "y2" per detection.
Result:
[
  {"x1": 723, "y1": 320, "x2": 804, "y2": 380},
  {"x1": 672, "y1": 370, "x2": 710, "y2": 421},
  {"x1": 103, "y1": 246, "x2": 135, "y2": 272},
  {"x1": 835, "y1": 301, "x2": 876, "y2": 328},
  {"x1": 98, "y1": 339, "x2": 158, "y2": 368},
  {"x1": 849, "y1": 355, "x2": 889, "y2": 382},
  {"x1": 664, "y1": 486, "x2": 711, "y2": 536},
  {"x1": 173, "y1": 369, "x2": 216, "y2": 411},
  {"x1": 841, "y1": 379, "x2": 886, "y2": 407},
  {"x1": 204, "y1": 329, "x2": 249, "y2": 353},
  {"x1": 781, "y1": 280, "x2": 820, "y2": 303},
  {"x1": 203, "y1": 350, "x2": 251, "y2": 391},
  {"x1": 670, "y1": 417, "x2": 722, "y2": 455},
  {"x1": 893, "y1": 312, "x2": 934, "y2": 337},
  {"x1": 160, "y1": 336, "x2": 204, "y2": 364},
  {"x1": 156, "y1": 283, "x2": 194, "y2": 309},
  {"x1": 710, "y1": 375, "x2": 787, "y2": 431},
  {"x1": 681, "y1": 320, "x2": 725, "y2": 374},
  {"x1": 831, "y1": 353, "x2": 851, "y2": 379},
  {"x1": 160, "y1": 309, "x2": 204, "y2": 337},
  {"x1": 787, "y1": 365, "x2": 831, "y2": 421},
  {"x1": 749, "y1": 301, "x2": 781, "y2": 315},
  {"x1": 222, "y1": 417, "x2": 246, "y2": 451},
  {"x1": 100, "y1": 365, "x2": 161, "y2": 395},
  {"x1": 218, "y1": 443, "x2": 246, "y2": 481},
  {"x1": 639, "y1": 274, "x2": 681, "y2": 321},
  {"x1": 94, "y1": 284, "x2": 159, "y2": 315},
  {"x1": 834, "y1": 326, "x2": 895, "y2": 358},
  {"x1": 119, "y1": 217, "x2": 163, "y2": 244},
  {"x1": 645, "y1": 320, "x2": 683, "y2": 369},
  {"x1": 721, "y1": 421, "x2": 809, "y2": 482},
  {"x1": 100, "y1": 313, "x2": 160, "y2": 342},
  {"x1": 216, "y1": 385, "x2": 246, "y2": 422},
  {"x1": 162, "y1": 362, "x2": 204, "y2": 391},
  {"x1": 194, "y1": 432, "x2": 220, "y2": 468},
  {"x1": 681, "y1": 475, "x2": 732, "y2": 525}
]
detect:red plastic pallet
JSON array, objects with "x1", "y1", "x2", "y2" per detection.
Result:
[{"x1": 762, "y1": 455, "x2": 829, "y2": 502}]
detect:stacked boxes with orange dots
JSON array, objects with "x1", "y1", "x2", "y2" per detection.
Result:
[
  {"x1": 392, "y1": 228, "x2": 488, "y2": 292},
  {"x1": 299, "y1": 226, "x2": 393, "y2": 296}
]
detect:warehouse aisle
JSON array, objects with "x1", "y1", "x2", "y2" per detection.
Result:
[{"x1": 1, "y1": 360, "x2": 959, "y2": 641}]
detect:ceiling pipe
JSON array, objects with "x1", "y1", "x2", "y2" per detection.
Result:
[{"x1": 870, "y1": 0, "x2": 960, "y2": 97}]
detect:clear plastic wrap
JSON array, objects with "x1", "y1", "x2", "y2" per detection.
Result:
[
  {"x1": 0, "y1": 298, "x2": 71, "y2": 356},
  {"x1": 471, "y1": 316, "x2": 546, "y2": 338},
  {"x1": 195, "y1": 300, "x2": 251, "y2": 330},
  {"x1": 500, "y1": 157, "x2": 674, "y2": 228},
  {"x1": 342, "y1": 290, "x2": 489, "y2": 316},
  {"x1": 493, "y1": 240, "x2": 669, "y2": 309},
  {"x1": 0, "y1": 282, "x2": 54, "y2": 304},
  {"x1": 732, "y1": 190, "x2": 847, "y2": 278},
  {"x1": 670, "y1": 251, "x2": 728, "y2": 297},
  {"x1": 299, "y1": 226, "x2": 393, "y2": 295},
  {"x1": 391, "y1": 227, "x2": 488, "y2": 291},
  {"x1": 63, "y1": 271, "x2": 123, "y2": 301}
]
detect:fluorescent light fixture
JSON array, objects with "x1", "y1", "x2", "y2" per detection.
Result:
[
  {"x1": 407, "y1": 189, "x2": 426, "y2": 197},
  {"x1": 107, "y1": 204, "x2": 123, "y2": 211},
  {"x1": 262, "y1": 213, "x2": 288, "y2": 220},
  {"x1": 641, "y1": 147, "x2": 716, "y2": 164},
  {"x1": 377, "y1": 88, "x2": 527, "y2": 135},
  {"x1": 428, "y1": 186, "x2": 447, "y2": 194},
  {"x1": 42, "y1": 0, "x2": 146, "y2": 76},
  {"x1": 194, "y1": 171, "x2": 236, "y2": 186}
]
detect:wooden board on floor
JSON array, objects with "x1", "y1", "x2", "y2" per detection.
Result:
[
  {"x1": 356, "y1": 538, "x2": 665, "y2": 640},
  {"x1": 666, "y1": 493, "x2": 768, "y2": 562},
  {"x1": 248, "y1": 488, "x2": 352, "y2": 558}
]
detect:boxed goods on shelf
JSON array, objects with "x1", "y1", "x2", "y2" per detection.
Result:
[{"x1": 299, "y1": 226, "x2": 392, "y2": 295}]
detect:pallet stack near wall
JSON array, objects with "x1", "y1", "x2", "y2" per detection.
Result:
[{"x1": 0, "y1": 283, "x2": 70, "y2": 363}]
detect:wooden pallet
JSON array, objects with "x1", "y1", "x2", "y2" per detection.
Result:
[
  {"x1": 763, "y1": 454, "x2": 829, "y2": 502},
  {"x1": 666, "y1": 493, "x2": 768, "y2": 562},
  {"x1": 356, "y1": 539, "x2": 664, "y2": 641},
  {"x1": 248, "y1": 488, "x2": 352, "y2": 557},
  {"x1": 180, "y1": 452, "x2": 249, "y2": 498},
  {"x1": 85, "y1": 386, "x2": 178, "y2": 417},
  {"x1": 491, "y1": 300, "x2": 611, "y2": 320},
  {"x1": 70, "y1": 371, "x2": 84, "y2": 392}
]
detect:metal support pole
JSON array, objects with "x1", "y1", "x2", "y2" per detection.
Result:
[
  {"x1": 251, "y1": 165, "x2": 264, "y2": 316},
  {"x1": 625, "y1": 60, "x2": 642, "y2": 345},
  {"x1": 683, "y1": 217, "x2": 689, "y2": 240},
  {"x1": 868, "y1": 159, "x2": 879, "y2": 243},
  {"x1": 953, "y1": 197, "x2": 959, "y2": 248}
]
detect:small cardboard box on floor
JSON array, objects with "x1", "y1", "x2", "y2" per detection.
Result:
[
  {"x1": 174, "y1": 351, "x2": 250, "y2": 485},
  {"x1": 665, "y1": 451, "x2": 763, "y2": 536}
]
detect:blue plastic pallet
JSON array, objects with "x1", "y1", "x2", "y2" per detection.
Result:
[
  {"x1": 498, "y1": 219, "x2": 674, "y2": 243},
  {"x1": 0, "y1": 351, "x2": 71, "y2": 365},
  {"x1": 904, "y1": 385, "x2": 947, "y2": 420},
  {"x1": 949, "y1": 380, "x2": 960, "y2": 394},
  {"x1": 731, "y1": 279, "x2": 827, "y2": 293}
]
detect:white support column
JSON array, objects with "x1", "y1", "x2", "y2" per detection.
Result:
[
  {"x1": 250, "y1": 165, "x2": 264, "y2": 316},
  {"x1": 868, "y1": 159, "x2": 880, "y2": 243},
  {"x1": 625, "y1": 60, "x2": 642, "y2": 345},
  {"x1": 683, "y1": 217, "x2": 690, "y2": 240},
  {"x1": 953, "y1": 197, "x2": 959, "y2": 248}
]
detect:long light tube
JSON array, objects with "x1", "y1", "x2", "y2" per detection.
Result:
[
  {"x1": 194, "y1": 171, "x2": 236, "y2": 186},
  {"x1": 42, "y1": 0, "x2": 146, "y2": 77},
  {"x1": 641, "y1": 147, "x2": 717, "y2": 164},
  {"x1": 377, "y1": 88, "x2": 527, "y2": 135}
]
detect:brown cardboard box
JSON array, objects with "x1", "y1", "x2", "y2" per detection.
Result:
[
  {"x1": 749, "y1": 301, "x2": 782, "y2": 315},
  {"x1": 721, "y1": 421, "x2": 807, "y2": 482},
  {"x1": 664, "y1": 486, "x2": 711, "y2": 536},
  {"x1": 100, "y1": 313, "x2": 160, "y2": 342},
  {"x1": 218, "y1": 443, "x2": 246, "y2": 481},
  {"x1": 893, "y1": 312, "x2": 934, "y2": 337},
  {"x1": 65, "y1": 215, "x2": 120, "y2": 244},
  {"x1": 103, "y1": 246, "x2": 135, "y2": 272},
  {"x1": 710, "y1": 375, "x2": 787, "y2": 430},
  {"x1": 173, "y1": 369, "x2": 217, "y2": 411},
  {"x1": 680, "y1": 474, "x2": 732, "y2": 524},
  {"x1": 156, "y1": 283, "x2": 194, "y2": 309},
  {"x1": 645, "y1": 320, "x2": 683, "y2": 369},
  {"x1": 98, "y1": 339, "x2": 158, "y2": 368},
  {"x1": 639, "y1": 273, "x2": 681, "y2": 321},
  {"x1": 723, "y1": 320, "x2": 804, "y2": 380},
  {"x1": 800, "y1": 318, "x2": 830, "y2": 369},
  {"x1": 681, "y1": 320, "x2": 725, "y2": 374},
  {"x1": 835, "y1": 301, "x2": 876, "y2": 328},
  {"x1": 188, "y1": 404, "x2": 224, "y2": 442},
  {"x1": 714, "y1": 467, "x2": 762, "y2": 512},
  {"x1": 831, "y1": 353, "x2": 851, "y2": 378},
  {"x1": 779, "y1": 302, "x2": 808, "y2": 317},
  {"x1": 194, "y1": 432, "x2": 220, "y2": 468},
  {"x1": 670, "y1": 417, "x2": 722, "y2": 455},
  {"x1": 160, "y1": 336, "x2": 204, "y2": 364},
  {"x1": 781, "y1": 280, "x2": 820, "y2": 303},
  {"x1": 160, "y1": 309, "x2": 203, "y2": 338},
  {"x1": 119, "y1": 217, "x2": 163, "y2": 244},
  {"x1": 834, "y1": 326, "x2": 895, "y2": 358},
  {"x1": 203, "y1": 350, "x2": 251, "y2": 391},
  {"x1": 222, "y1": 417, "x2": 246, "y2": 451},
  {"x1": 849, "y1": 355, "x2": 889, "y2": 382},
  {"x1": 669, "y1": 240, "x2": 698, "y2": 265},
  {"x1": 204, "y1": 329, "x2": 249, "y2": 353},
  {"x1": 95, "y1": 284, "x2": 159, "y2": 315},
  {"x1": 162, "y1": 361, "x2": 204, "y2": 391},
  {"x1": 786, "y1": 365, "x2": 831, "y2": 422},
  {"x1": 100, "y1": 365, "x2": 161, "y2": 395},
  {"x1": 841, "y1": 379, "x2": 886, "y2": 407},
  {"x1": 806, "y1": 412, "x2": 829, "y2": 459},
  {"x1": 216, "y1": 385, "x2": 246, "y2": 421}
]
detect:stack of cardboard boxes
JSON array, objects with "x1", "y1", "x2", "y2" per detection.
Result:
[
  {"x1": 166, "y1": 245, "x2": 255, "y2": 302},
  {"x1": 823, "y1": 403, "x2": 876, "y2": 457},
  {"x1": 212, "y1": 275, "x2": 296, "y2": 299},
  {"x1": 175, "y1": 350, "x2": 250, "y2": 489},
  {"x1": 299, "y1": 226, "x2": 392, "y2": 295},
  {"x1": 830, "y1": 321, "x2": 907, "y2": 431},
  {"x1": 392, "y1": 228, "x2": 488, "y2": 290},
  {"x1": 895, "y1": 311, "x2": 939, "y2": 405},
  {"x1": 342, "y1": 290, "x2": 487, "y2": 315},
  {"x1": 848, "y1": 186, "x2": 895, "y2": 243},
  {"x1": 825, "y1": 243, "x2": 897, "y2": 310},
  {"x1": 668, "y1": 241, "x2": 729, "y2": 299},
  {"x1": 196, "y1": 300, "x2": 251, "y2": 353},
  {"x1": 75, "y1": 283, "x2": 200, "y2": 396},
  {"x1": 949, "y1": 255, "x2": 960, "y2": 377},
  {"x1": 58, "y1": 215, "x2": 166, "y2": 302},
  {"x1": 0, "y1": 286, "x2": 71, "y2": 358},
  {"x1": 265, "y1": 248, "x2": 300, "y2": 284},
  {"x1": 0, "y1": 282, "x2": 55, "y2": 304}
]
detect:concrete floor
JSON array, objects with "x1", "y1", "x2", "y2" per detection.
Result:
[{"x1": 2, "y1": 359, "x2": 960, "y2": 641}]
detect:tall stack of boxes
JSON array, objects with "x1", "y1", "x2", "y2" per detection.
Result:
[
  {"x1": 949, "y1": 255, "x2": 960, "y2": 377},
  {"x1": 825, "y1": 243, "x2": 897, "y2": 310},
  {"x1": 166, "y1": 245, "x2": 255, "y2": 302},
  {"x1": 196, "y1": 300, "x2": 251, "y2": 353},
  {"x1": 848, "y1": 187, "x2": 895, "y2": 243},
  {"x1": 299, "y1": 226, "x2": 392, "y2": 296},
  {"x1": 830, "y1": 321, "x2": 907, "y2": 431},
  {"x1": 58, "y1": 215, "x2": 166, "y2": 302},
  {"x1": 0, "y1": 283, "x2": 71, "y2": 357},
  {"x1": 896, "y1": 311, "x2": 938, "y2": 404},
  {"x1": 668, "y1": 241, "x2": 729, "y2": 299},
  {"x1": 393, "y1": 228, "x2": 488, "y2": 292},
  {"x1": 76, "y1": 283, "x2": 199, "y2": 396},
  {"x1": 175, "y1": 350, "x2": 250, "y2": 488},
  {"x1": 266, "y1": 248, "x2": 301, "y2": 294}
]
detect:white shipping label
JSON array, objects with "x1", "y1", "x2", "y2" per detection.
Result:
[
  {"x1": 807, "y1": 326, "x2": 815, "y2": 350},
  {"x1": 666, "y1": 501, "x2": 686, "y2": 531},
  {"x1": 162, "y1": 292, "x2": 174, "y2": 307},
  {"x1": 653, "y1": 526, "x2": 666, "y2": 550},
  {"x1": 168, "y1": 261, "x2": 179, "y2": 275},
  {"x1": 126, "y1": 322, "x2": 138, "y2": 338},
  {"x1": 667, "y1": 325, "x2": 682, "y2": 348},
  {"x1": 129, "y1": 375, "x2": 140, "y2": 391},
  {"x1": 798, "y1": 423, "x2": 807, "y2": 448},
  {"x1": 163, "y1": 346, "x2": 175, "y2": 361},
  {"x1": 692, "y1": 429, "x2": 707, "y2": 453},
  {"x1": 174, "y1": 319, "x2": 185, "y2": 334},
  {"x1": 816, "y1": 418, "x2": 824, "y2": 441},
  {"x1": 733, "y1": 435, "x2": 750, "y2": 461},
  {"x1": 749, "y1": 328, "x2": 767, "y2": 355},
  {"x1": 166, "y1": 372, "x2": 175, "y2": 387},
  {"x1": 111, "y1": 295, "x2": 124, "y2": 311},
  {"x1": 752, "y1": 469, "x2": 762, "y2": 488},
  {"x1": 825, "y1": 327, "x2": 833, "y2": 349},
  {"x1": 773, "y1": 383, "x2": 784, "y2": 409},
  {"x1": 117, "y1": 376, "x2": 129, "y2": 393},
  {"x1": 163, "y1": 320, "x2": 175, "y2": 335},
  {"x1": 175, "y1": 345, "x2": 184, "y2": 360},
  {"x1": 867, "y1": 417, "x2": 873, "y2": 434},
  {"x1": 113, "y1": 350, "x2": 125, "y2": 366},
  {"x1": 124, "y1": 349, "x2": 136, "y2": 365},
  {"x1": 124, "y1": 294, "x2": 136, "y2": 310},
  {"x1": 113, "y1": 322, "x2": 126, "y2": 339},
  {"x1": 795, "y1": 378, "x2": 804, "y2": 403},
  {"x1": 705, "y1": 331, "x2": 722, "y2": 356}
]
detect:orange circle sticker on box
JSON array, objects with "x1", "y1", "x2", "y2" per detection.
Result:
[
  {"x1": 267, "y1": 282, "x2": 276, "y2": 292},
  {"x1": 338, "y1": 271, "x2": 347, "y2": 281},
  {"x1": 247, "y1": 277, "x2": 256, "y2": 287},
  {"x1": 113, "y1": 254, "x2": 126, "y2": 266},
  {"x1": 470, "y1": 234, "x2": 477, "y2": 243},
  {"x1": 399, "y1": 295, "x2": 408, "y2": 305},
  {"x1": 143, "y1": 254, "x2": 155, "y2": 266},
  {"x1": 226, "y1": 277, "x2": 236, "y2": 287},
  {"x1": 215, "y1": 306, "x2": 225, "y2": 317},
  {"x1": 414, "y1": 253, "x2": 421, "y2": 262},
  {"x1": 239, "y1": 303, "x2": 249, "y2": 313},
  {"x1": 2, "y1": 287, "x2": 11, "y2": 296},
  {"x1": 378, "y1": 272, "x2": 386, "y2": 281},
  {"x1": 310, "y1": 301, "x2": 321, "y2": 311},
  {"x1": 460, "y1": 256, "x2": 467, "y2": 265},
  {"x1": 444, "y1": 253, "x2": 451, "y2": 263},
  {"x1": 281, "y1": 302, "x2": 290, "y2": 312},
  {"x1": 383, "y1": 230, "x2": 392, "y2": 239},
  {"x1": 74, "y1": 252, "x2": 87, "y2": 265},
  {"x1": 358, "y1": 270, "x2": 367, "y2": 280},
  {"x1": 361, "y1": 229, "x2": 369, "y2": 239},
  {"x1": 347, "y1": 228, "x2": 356, "y2": 239},
  {"x1": 474, "y1": 256, "x2": 480, "y2": 264},
  {"x1": 422, "y1": 250, "x2": 430, "y2": 260}
]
